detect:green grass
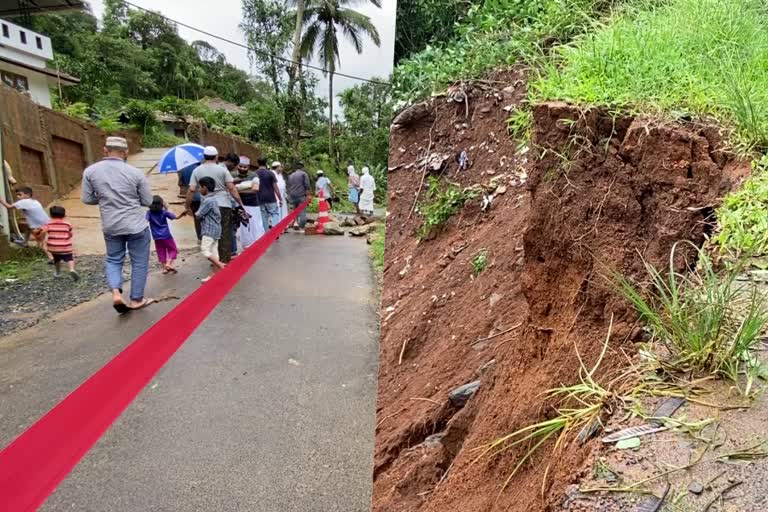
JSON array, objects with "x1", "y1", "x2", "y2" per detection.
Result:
[
  {"x1": 0, "y1": 248, "x2": 49, "y2": 281},
  {"x1": 533, "y1": 0, "x2": 768, "y2": 151},
  {"x1": 140, "y1": 127, "x2": 186, "y2": 148},
  {"x1": 609, "y1": 243, "x2": 768, "y2": 395},
  {"x1": 714, "y1": 157, "x2": 768, "y2": 258},
  {"x1": 392, "y1": 0, "x2": 620, "y2": 104},
  {"x1": 417, "y1": 177, "x2": 477, "y2": 240},
  {"x1": 471, "y1": 249, "x2": 490, "y2": 276},
  {"x1": 370, "y1": 223, "x2": 385, "y2": 275}
]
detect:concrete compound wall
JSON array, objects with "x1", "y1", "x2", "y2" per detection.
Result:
[
  {"x1": 189, "y1": 123, "x2": 261, "y2": 164},
  {"x1": 1, "y1": 84, "x2": 141, "y2": 208}
]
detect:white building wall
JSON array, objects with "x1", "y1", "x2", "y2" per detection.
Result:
[
  {"x1": 0, "y1": 59, "x2": 52, "y2": 107},
  {"x1": 0, "y1": 18, "x2": 53, "y2": 64}
]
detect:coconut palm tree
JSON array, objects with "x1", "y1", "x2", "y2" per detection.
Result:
[{"x1": 293, "y1": 0, "x2": 381, "y2": 160}]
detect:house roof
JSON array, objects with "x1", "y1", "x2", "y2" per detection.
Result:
[
  {"x1": 0, "y1": 0, "x2": 87, "y2": 17},
  {"x1": 0, "y1": 53, "x2": 79, "y2": 84},
  {"x1": 201, "y1": 97, "x2": 246, "y2": 114}
]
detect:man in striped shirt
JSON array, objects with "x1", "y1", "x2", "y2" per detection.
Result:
[{"x1": 44, "y1": 206, "x2": 79, "y2": 281}]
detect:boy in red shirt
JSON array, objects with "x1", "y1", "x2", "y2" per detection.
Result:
[{"x1": 44, "y1": 206, "x2": 79, "y2": 281}]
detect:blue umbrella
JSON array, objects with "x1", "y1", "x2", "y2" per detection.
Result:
[{"x1": 158, "y1": 143, "x2": 205, "y2": 173}]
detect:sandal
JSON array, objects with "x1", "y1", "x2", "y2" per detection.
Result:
[
  {"x1": 129, "y1": 298, "x2": 156, "y2": 310},
  {"x1": 113, "y1": 301, "x2": 131, "y2": 315}
]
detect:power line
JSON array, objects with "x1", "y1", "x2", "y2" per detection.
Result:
[{"x1": 120, "y1": 0, "x2": 390, "y2": 86}]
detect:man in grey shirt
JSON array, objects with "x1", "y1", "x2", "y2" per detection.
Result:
[
  {"x1": 286, "y1": 162, "x2": 311, "y2": 230},
  {"x1": 186, "y1": 146, "x2": 246, "y2": 263},
  {"x1": 81, "y1": 136, "x2": 154, "y2": 313}
]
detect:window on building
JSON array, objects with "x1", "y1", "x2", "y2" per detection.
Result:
[
  {"x1": 36, "y1": 36, "x2": 43, "y2": 50},
  {"x1": 19, "y1": 31, "x2": 26, "y2": 44},
  {"x1": 1, "y1": 70, "x2": 29, "y2": 93},
  {"x1": 1, "y1": 24, "x2": 8, "y2": 38}
]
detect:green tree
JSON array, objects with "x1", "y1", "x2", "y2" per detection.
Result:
[
  {"x1": 240, "y1": 0, "x2": 294, "y2": 95},
  {"x1": 393, "y1": 0, "x2": 470, "y2": 64},
  {"x1": 337, "y1": 78, "x2": 392, "y2": 167},
  {"x1": 293, "y1": 0, "x2": 382, "y2": 161}
]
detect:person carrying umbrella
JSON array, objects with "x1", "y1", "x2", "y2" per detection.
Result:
[{"x1": 185, "y1": 146, "x2": 248, "y2": 264}]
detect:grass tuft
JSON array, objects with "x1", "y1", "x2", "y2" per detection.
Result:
[
  {"x1": 417, "y1": 177, "x2": 477, "y2": 240},
  {"x1": 471, "y1": 249, "x2": 490, "y2": 276},
  {"x1": 533, "y1": 0, "x2": 768, "y2": 151},
  {"x1": 609, "y1": 243, "x2": 768, "y2": 395},
  {"x1": 474, "y1": 319, "x2": 617, "y2": 498}
]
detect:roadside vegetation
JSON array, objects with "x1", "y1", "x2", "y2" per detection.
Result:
[
  {"x1": 0, "y1": 248, "x2": 48, "y2": 281},
  {"x1": 611, "y1": 245, "x2": 768, "y2": 396},
  {"x1": 371, "y1": 224, "x2": 386, "y2": 276},
  {"x1": 392, "y1": 0, "x2": 620, "y2": 105}
]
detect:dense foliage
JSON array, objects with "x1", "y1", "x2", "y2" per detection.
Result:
[
  {"x1": 29, "y1": 2, "x2": 256, "y2": 106},
  {"x1": 392, "y1": 0, "x2": 620, "y2": 104},
  {"x1": 393, "y1": 0, "x2": 470, "y2": 65}
]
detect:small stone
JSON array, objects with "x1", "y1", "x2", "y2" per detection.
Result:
[
  {"x1": 422, "y1": 432, "x2": 446, "y2": 449},
  {"x1": 322, "y1": 222, "x2": 344, "y2": 235},
  {"x1": 349, "y1": 225, "x2": 376, "y2": 237},
  {"x1": 496, "y1": 185, "x2": 507, "y2": 195},
  {"x1": 475, "y1": 359, "x2": 496, "y2": 377},
  {"x1": 688, "y1": 482, "x2": 704, "y2": 495},
  {"x1": 489, "y1": 293, "x2": 503, "y2": 308},
  {"x1": 448, "y1": 380, "x2": 481, "y2": 407}
]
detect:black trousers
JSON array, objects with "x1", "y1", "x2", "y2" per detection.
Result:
[{"x1": 219, "y1": 207, "x2": 233, "y2": 263}]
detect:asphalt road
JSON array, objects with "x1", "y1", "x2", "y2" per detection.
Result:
[{"x1": 0, "y1": 234, "x2": 379, "y2": 512}]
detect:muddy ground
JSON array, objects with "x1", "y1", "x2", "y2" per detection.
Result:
[{"x1": 374, "y1": 69, "x2": 752, "y2": 512}]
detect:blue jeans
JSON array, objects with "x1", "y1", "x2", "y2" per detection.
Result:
[
  {"x1": 260, "y1": 202, "x2": 280, "y2": 232},
  {"x1": 104, "y1": 228, "x2": 151, "y2": 301}
]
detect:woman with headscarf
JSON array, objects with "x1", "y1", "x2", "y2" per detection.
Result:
[
  {"x1": 272, "y1": 161, "x2": 289, "y2": 222},
  {"x1": 347, "y1": 164, "x2": 361, "y2": 214},
  {"x1": 358, "y1": 166, "x2": 376, "y2": 215}
]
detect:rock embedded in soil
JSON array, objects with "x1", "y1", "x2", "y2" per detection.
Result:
[
  {"x1": 475, "y1": 359, "x2": 496, "y2": 377},
  {"x1": 688, "y1": 481, "x2": 704, "y2": 495},
  {"x1": 421, "y1": 432, "x2": 447, "y2": 449},
  {"x1": 448, "y1": 380, "x2": 480, "y2": 408}
]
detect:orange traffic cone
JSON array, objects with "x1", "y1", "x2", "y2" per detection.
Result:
[{"x1": 316, "y1": 190, "x2": 330, "y2": 235}]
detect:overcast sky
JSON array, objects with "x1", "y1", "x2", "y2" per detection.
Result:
[{"x1": 89, "y1": 0, "x2": 396, "y2": 115}]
